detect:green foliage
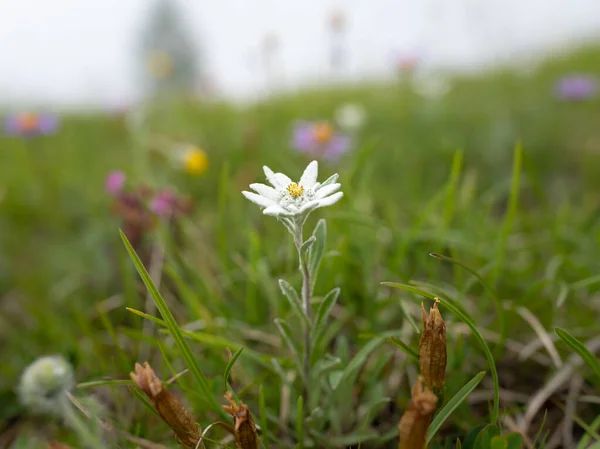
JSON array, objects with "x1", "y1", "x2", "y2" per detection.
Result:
[
  {"x1": 427, "y1": 371, "x2": 486, "y2": 443},
  {"x1": 5, "y1": 45, "x2": 600, "y2": 446}
]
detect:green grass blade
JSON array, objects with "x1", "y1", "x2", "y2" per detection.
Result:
[
  {"x1": 382, "y1": 281, "x2": 500, "y2": 424},
  {"x1": 330, "y1": 337, "x2": 385, "y2": 390},
  {"x1": 128, "y1": 385, "x2": 161, "y2": 418},
  {"x1": 387, "y1": 337, "x2": 419, "y2": 361},
  {"x1": 126, "y1": 307, "x2": 165, "y2": 326},
  {"x1": 555, "y1": 327, "x2": 600, "y2": 380},
  {"x1": 443, "y1": 149, "x2": 463, "y2": 227},
  {"x1": 492, "y1": 141, "x2": 522, "y2": 286},
  {"x1": 296, "y1": 395, "x2": 304, "y2": 448},
  {"x1": 577, "y1": 414, "x2": 600, "y2": 449},
  {"x1": 259, "y1": 384, "x2": 269, "y2": 449},
  {"x1": 77, "y1": 379, "x2": 133, "y2": 389},
  {"x1": 426, "y1": 371, "x2": 486, "y2": 443},
  {"x1": 429, "y1": 252, "x2": 505, "y2": 354},
  {"x1": 223, "y1": 347, "x2": 245, "y2": 391},
  {"x1": 119, "y1": 230, "x2": 224, "y2": 417},
  {"x1": 399, "y1": 300, "x2": 421, "y2": 334}
]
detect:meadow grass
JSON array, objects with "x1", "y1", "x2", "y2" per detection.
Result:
[{"x1": 2, "y1": 45, "x2": 600, "y2": 448}]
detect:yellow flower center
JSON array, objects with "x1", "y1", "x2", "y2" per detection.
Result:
[
  {"x1": 18, "y1": 113, "x2": 39, "y2": 131},
  {"x1": 286, "y1": 182, "x2": 304, "y2": 198},
  {"x1": 183, "y1": 148, "x2": 208, "y2": 175},
  {"x1": 313, "y1": 122, "x2": 333, "y2": 144}
]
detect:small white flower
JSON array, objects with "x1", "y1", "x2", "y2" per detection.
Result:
[
  {"x1": 18, "y1": 355, "x2": 74, "y2": 414},
  {"x1": 335, "y1": 102, "x2": 366, "y2": 131},
  {"x1": 242, "y1": 160, "x2": 343, "y2": 219}
]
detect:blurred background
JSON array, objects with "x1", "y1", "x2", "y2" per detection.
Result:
[
  {"x1": 2, "y1": 1, "x2": 600, "y2": 447},
  {"x1": 1, "y1": 0, "x2": 600, "y2": 106}
]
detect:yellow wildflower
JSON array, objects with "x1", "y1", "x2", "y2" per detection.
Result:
[{"x1": 182, "y1": 147, "x2": 209, "y2": 175}]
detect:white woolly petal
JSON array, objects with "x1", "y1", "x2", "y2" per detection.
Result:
[
  {"x1": 242, "y1": 191, "x2": 278, "y2": 208},
  {"x1": 298, "y1": 200, "x2": 320, "y2": 214},
  {"x1": 263, "y1": 166, "x2": 280, "y2": 188},
  {"x1": 316, "y1": 191, "x2": 343, "y2": 207},
  {"x1": 315, "y1": 183, "x2": 340, "y2": 199},
  {"x1": 249, "y1": 183, "x2": 279, "y2": 201},
  {"x1": 274, "y1": 172, "x2": 292, "y2": 186},
  {"x1": 299, "y1": 160, "x2": 319, "y2": 189},
  {"x1": 263, "y1": 205, "x2": 293, "y2": 216}
]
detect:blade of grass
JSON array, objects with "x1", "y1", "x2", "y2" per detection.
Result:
[
  {"x1": 555, "y1": 327, "x2": 600, "y2": 380},
  {"x1": 429, "y1": 252, "x2": 505, "y2": 356},
  {"x1": 426, "y1": 371, "x2": 486, "y2": 443},
  {"x1": 532, "y1": 410, "x2": 547, "y2": 449},
  {"x1": 399, "y1": 300, "x2": 420, "y2": 334},
  {"x1": 259, "y1": 384, "x2": 269, "y2": 449},
  {"x1": 128, "y1": 385, "x2": 161, "y2": 419},
  {"x1": 330, "y1": 337, "x2": 385, "y2": 390},
  {"x1": 387, "y1": 337, "x2": 419, "y2": 361},
  {"x1": 120, "y1": 230, "x2": 224, "y2": 418},
  {"x1": 296, "y1": 395, "x2": 304, "y2": 448},
  {"x1": 223, "y1": 347, "x2": 244, "y2": 391},
  {"x1": 491, "y1": 141, "x2": 522, "y2": 286},
  {"x1": 382, "y1": 281, "x2": 499, "y2": 424},
  {"x1": 77, "y1": 379, "x2": 133, "y2": 389}
]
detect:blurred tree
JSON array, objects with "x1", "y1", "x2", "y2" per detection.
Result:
[{"x1": 139, "y1": 0, "x2": 205, "y2": 98}]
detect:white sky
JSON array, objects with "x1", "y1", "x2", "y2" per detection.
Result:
[{"x1": 0, "y1": 0, "x2": 599, "y2": 107}]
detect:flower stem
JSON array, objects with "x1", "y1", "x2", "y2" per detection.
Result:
[{"x1": 293, "y1": 221, "x2": 311, "y2": 402}]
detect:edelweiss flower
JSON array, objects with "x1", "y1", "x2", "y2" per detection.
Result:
[{"x1": 242, "y1": 161, "x2": 342, "y2": 218}]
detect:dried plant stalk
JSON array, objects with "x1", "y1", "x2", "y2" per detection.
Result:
[
  {"x1": 223, "y1": 392, "x2": 259, "y2": 449},
  {"x1": 398, "y1": 300, "x2": 447, "y2": 448},
  {"x1": 398, "y1": 378, "x2": 438, "y2": 449},
  {"x1": 130, "y1": 362, "x2": 202, "y2": 449},
  {"x1": 419, "y1": 300, "x2": 447, "y2": 392}
]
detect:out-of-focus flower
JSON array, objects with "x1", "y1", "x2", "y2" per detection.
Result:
[
  {"x1": 150, "y1": 189, "x2": 194, "y2": 219},
  {"x1": 105, "y1": 171, "x2": 126, "y2": 195},
  {"x1": 242, "y1": 160, "x2": 343, "y2": 218},
  {"x1": 412, "y1": 72, "x2": 451, "y2": 99},
  {"x1": 4, "y1": 112, "x2": 59, "y2": 137},
  {"x1": 18, "y1": 356, "x2": 74, "y2": 415},
  {"x1": 147, "y1": 50, "x2": 174, "y2": 79},
  {"x1": 334, "y1": 103, "x2": 366, "y2": 131},
  {"x1": 396, "y1": 53, "x2": 420, "y2": 74},
  {"x1": 110, "y1": 190, "x2": 156, "y2": 249},
  {"x1": 150, "y1": 190, "x2": 176, "y2": 217},
  {"x1": 178, "y1": 146, "x2": 209, "y2": 175},
  {"x1": 555, "y1": 74, "x2": 598, "y2": 100},
  {"x1": 292, "y1": 121, "x2": 351, "y2": 161}
]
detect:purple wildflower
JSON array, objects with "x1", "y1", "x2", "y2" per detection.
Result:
[
  {"x1": 292, "y1": 121, "x2": 351, "y2": 162},
  {"x1": 555, "y1": 74, "x2": 598, "y2": 100},
  {"x1": 105, "y1": 171, "x2": 126, "y2": 195},
  {"x1": 150, "y1": 190, "x2": 177, "y2": 218},
  {"x1": 4, "y1": 112, "x2": 59, "y2": 137}
]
